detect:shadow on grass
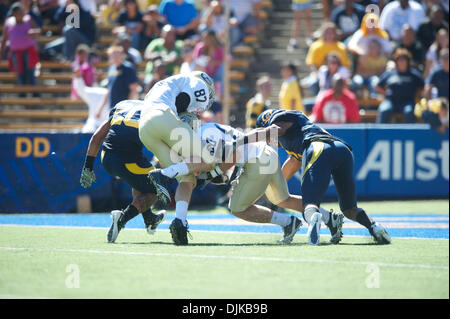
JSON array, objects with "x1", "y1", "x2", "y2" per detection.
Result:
[{"x1": 117, "y1": 240, "x2": 380, "y2": 247}]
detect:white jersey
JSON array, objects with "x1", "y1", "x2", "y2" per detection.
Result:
[
  {"x1": 143, "y1": 74, "x2": 210, "y2": 117},
  {"x1": 197, "y1": 123, "x2": 266, "y2": 166}
]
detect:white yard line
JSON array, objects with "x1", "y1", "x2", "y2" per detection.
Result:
[{"x1": 0, "y1": 246, "x2": 448, "y2": 271}]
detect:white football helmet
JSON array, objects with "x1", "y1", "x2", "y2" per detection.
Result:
[{"x1": 188, "y1": 71, "x2": 215, "y2": 113}]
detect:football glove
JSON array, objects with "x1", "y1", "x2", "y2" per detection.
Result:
[{"x1": 80, "y1": 167, "x2": 96, "y2": 188}]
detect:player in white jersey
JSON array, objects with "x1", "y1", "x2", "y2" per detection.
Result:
[
  {"x1": 155, "y1": 122, "x2": 341, "y2": 244},
  {"x1": 138, "y1": 71, "x2": 218, "y2": 245}
]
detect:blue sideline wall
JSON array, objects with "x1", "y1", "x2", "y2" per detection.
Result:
[{"x1": 0, "y1": 124, "x2": 448, "y2": 213}]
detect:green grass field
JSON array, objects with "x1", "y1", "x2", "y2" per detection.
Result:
[{"x1": 0, "y1": 200, "x2": 448, "y2": 299}]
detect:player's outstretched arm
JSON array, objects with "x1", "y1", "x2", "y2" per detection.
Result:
[
  {"x1": 224, "y1": 121, "x2": 292, "y2": 156},
  {"x1": 80, "y1": 120, "x2": 111, "y2": 188}
]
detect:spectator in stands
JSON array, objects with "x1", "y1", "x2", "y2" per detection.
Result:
[
  {"x1": 201, "y1": 0, "x2": 241, "y2": 49},
  {"x1": 287, "y1": 0, "x2": 314, "y2": 52},
  {"x1": 20, "y1": 0, "x2": 43, "y2": 27},
  {"x1": 140, "y1": 4, "x2": 164, "y2": 50},
  {"x1": 392, "y1": 24, "x2": 425, "y2": 71},
  {"x1": 192, "y1": 29, "x2": 225, "y2": 87},
  {"x1": 144, "y1": 24, "x2": 183, "y2": 85},
  {"x1": 37, "y1": 0, "x2": 59, "y2": 25},
  {"x1": 0, "y1": 0, "x2": 8, "y2": 26},
  {"x1": 376, "y1": 48, "x2": 424, "y2": 123},
  {"x1": 379, "y1": 0, "x2": 426, "y2": 41},
  {"x1": 321, "y1": 0, "x2": 332, "y2": 20},
  {"x1": 96, "y1": 45, "x2": 139, "y2": 118},
  {"x1": 424, "y1": 28, "x2": 449, "y2": 78},
  {"x1": 311, "y1": 74, "x2": 361, "y2": 124},
  {"x1": 317, "y1": 52, "x2": 351, "y2": 94},
  {"x1": 78, "y1": 0, "x2": 98, "y2": 16},
  {"x1": 279, "y1": 62, "x2": 304, "y2": 112},
  {"x1": 352, "y1": 39, "x2": 387, "y2": 98},
  {"x1": 331, "y1": 0, "x2": 365, "y2": 42},
  {"x1": 1, "y1": 2, "x2": 41, "y2": 89},
  {"x1": 416, "y1": 4, "x2": 448, "y2": 50},
  {"x1": 245, "y1": 75, "x2": 272, "y2": 129},
  {"x1": 229, "y1": 0, "x2": 262, "y2": 42},
  {"x1": 71, "y1": 44, "x2": 96, "y2": 99},
  {"x1": 425, "y1": 48, "x2": 449, "y2": 100},
  {"x1": 114, "y1": 0, "x2": 144, "y2": 50},
  {"x1": 116, "y1": 32, "x2": 143, "y2": 66},
  {"x1": 158, "y1": 0, "x2": 199, "y2": 40},
  {"x1": 45, "y1": 0, "x2": 96, "y2": 61},
  {"x1": 305, "y1": 22, "x2": 350, "y2": 70},
  {"x1": 347, "y1": 13, "x2": 392, "y2": 57},
  {"x1": 100, "y1": 0, "x2": 123, "y2": 27},
  {"x1": 179, "y1": 40, "x2": 197, "y2": 74},
  {"x1": 145, "y1": 58, "x2": 168, "y2": 91},
  {"x1": 73, "y1": 68, "x2": 109, "y2": 133}
]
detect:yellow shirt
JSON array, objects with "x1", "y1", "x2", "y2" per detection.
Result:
[
  {"x1": 100, "y1": 6, "x2": 121, "y2": 26},
  {"x1": 305, "y1": 39, "x2": 350, "y2": 69},
  {"x1": 246, "y1": 93, "x2": 270, "y2": 128},
  {"x1": 279, "y1": 76, "x2": 304, "y2": 112}
]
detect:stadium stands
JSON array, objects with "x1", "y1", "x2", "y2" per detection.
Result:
[{"x1": 0, "y1": 0, "x2": 448, "y2": 130}]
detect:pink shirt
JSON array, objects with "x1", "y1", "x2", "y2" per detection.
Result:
[
  {"x1": 5, "y1": 15, "x2": 36, "y2": 51},
  {"x1": 193, "y1": 42, "x2": 225, "y2": 76}
]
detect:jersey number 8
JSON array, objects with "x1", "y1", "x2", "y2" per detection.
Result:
[{"x1": 194, "y1": 89, "x2": 207, "y2": 102}]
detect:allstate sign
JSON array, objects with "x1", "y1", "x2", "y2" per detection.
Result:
[{"x1": 280, "y1": 124, "x2": 449, "y2": 198}]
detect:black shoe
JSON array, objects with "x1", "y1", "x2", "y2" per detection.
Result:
[
  {"x1": 148, "y1": 169, "x2": 172, "y2": 205},
  {"x1": 325, "y1": 210, "x2": 344, "y2": 244},
  {"x1": 107, "y1": 210, "x2": 125, "y2": 243},
  {"x1": 146, "y1": 210, "x2": 166, "y2": 235},
  {"x1": 278, "y1": 216, "x2": 302, "y2": 244},
  {"x1": 169, "y1": 218, "x2": 191, "y2": 245}
]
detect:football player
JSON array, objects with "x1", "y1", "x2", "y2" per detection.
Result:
[
  {"x1": 139, "y1": 71, "x2": 219, "y2": 245},
  {"x1": 80, "y1": 100, "x2": 166, "y2": 243},
  {"x1": 196, "y1": 122, "x2": 345, "y2": 244},
  {"x1": 253, "y1": 109, "x2": 391, "y2": 245}
]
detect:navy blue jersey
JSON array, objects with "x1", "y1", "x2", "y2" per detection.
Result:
[
  {"x1": 267, "y1": 110, "x2": 349, "y2": 160},
  {"x1": 102, "y1": 100, "x2": 144, "y2": 160}
]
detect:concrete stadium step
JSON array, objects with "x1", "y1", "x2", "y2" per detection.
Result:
[
  {"x1": 0, "y1": 122, "x2": 84, "y2": 130},
  {"x1": 0, "y1": 98, "x2": 86, "y2": 106},
  {"x1": 0, "y1": 109, "x2": 88, "y2": 119}
]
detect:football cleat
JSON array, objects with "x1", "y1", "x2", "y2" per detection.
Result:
[
  {"x1": 325, "y1": 209, "x2": 344, "y2": 244},
  {"x1": 278, "y1": 216, "x2": 302, "y2": 244},
  {"x1": 107, "y1": 210, "x2": 125, "y2": 243},
  {"x1": 169, "y1": 218, "x2": 191, "y2": 245},
  {"x1": 146, "y1": 210, "x2": 166, "y2": 235},
  {"x1": 370, "y1": 222, "x2": 391, "y2": 245},
  {"x1": 148, "y1": 169, "x2": 172, "y2": 205},
  {"x1": 307, "y1": 212, "x2": 322, "y2": 246}
]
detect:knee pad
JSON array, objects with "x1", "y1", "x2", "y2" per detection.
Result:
[{"x1": 303, "y1": 205, "x2": 320, "y2": 224}]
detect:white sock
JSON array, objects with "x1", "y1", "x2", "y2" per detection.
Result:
[
  {"x1": 175, "y1": 201, "x2": 189, "y2": 226},
  {"x1": 270, "y1": 212, "x2": 291, "y2": 227},
  {"x1": 161, "y1": 162, "x2": 189, "y2": 178},
  {"x1": 304, "y1": 207, "x2": 322, "y2": 224},
  {"x1": 319, "y1": 207, "x2": 330, "y2": 224}
]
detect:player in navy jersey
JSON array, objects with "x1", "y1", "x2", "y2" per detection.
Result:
[
  {"x1": 80, "y1": 100, "x2": 165, "y2": 243},
  {"x1": 253, "y1": 109, "x2": 391, "y2": 245}
]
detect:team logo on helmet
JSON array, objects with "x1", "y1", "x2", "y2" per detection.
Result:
[{"x1": 257, "y1": 109, "x2": 275, "y2": 127}]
